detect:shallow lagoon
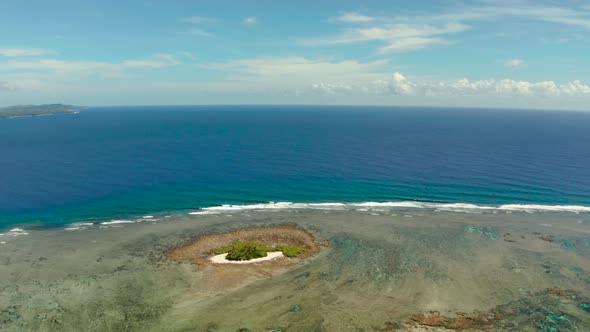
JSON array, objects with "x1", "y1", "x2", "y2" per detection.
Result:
[{"x1": 1, "y1": 208, "x2": 589, "y2": 331}]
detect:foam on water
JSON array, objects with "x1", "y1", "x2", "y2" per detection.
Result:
[
  {"x1": 100, "y1": 219, "x2": 137, "y2": 225},
  {"x1": 188, "y1": 201, "x2": 590, "y2": 215},
  {"x1": 497, "y1": 204, "x2": 590, "y2": 213},
  {"x1": 0, "y1": 228, "x2": 29, "y2": 237},
  {"x1": 38, "y1": 200, "x2": 590, "y2": 233},
  {"x1": 65, "y1": 222, "x2": 95, "y2": 231}
]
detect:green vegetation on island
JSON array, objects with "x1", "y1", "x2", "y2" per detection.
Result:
[
  {"x1": 0, "y1": 104, "x2": 82, "y2": 118},
  {"x1": 274, "y1": 244, "x2": 307, "y2": 257},
  {"x1": 213, "y1": 240, "x2": 307, "y2": 261}
]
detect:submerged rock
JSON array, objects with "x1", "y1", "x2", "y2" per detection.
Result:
[
  {"x1": 465, "y1": 225, "x2": 498, "y2": 239},
  {"x1": 329, "y1": 234, "x2": 442, "y2": 282},
  {"x1": 540, "y1": 312, "x2": 576, "y2": 332},
  {"x1": 560, "y1": 239, "x2": 577, "y2": 249}
]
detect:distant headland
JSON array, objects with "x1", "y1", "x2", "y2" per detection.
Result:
[{"x1": 0, "y1": 104, "x2": 83, "y2": 118}]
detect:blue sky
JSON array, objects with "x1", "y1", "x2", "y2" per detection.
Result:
[{"x1": 1, "y1": 0, "x2": 590, "y2": 110}]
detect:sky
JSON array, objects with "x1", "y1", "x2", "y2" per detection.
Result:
[{"x1": 1, "y1": 0, "x2": 590, "y2": 110}]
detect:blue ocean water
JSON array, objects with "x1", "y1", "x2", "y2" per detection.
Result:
[{"x1": 1, "y1": 106, "x2": 590, "y2": 229}]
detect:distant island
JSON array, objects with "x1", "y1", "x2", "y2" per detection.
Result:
[{"x1": 0, "y1": 104, "x2": 83, "y2": 118}]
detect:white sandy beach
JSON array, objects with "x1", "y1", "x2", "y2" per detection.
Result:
[{"x1": 209, "y1": 251, "x2": 284, "y2": 264}]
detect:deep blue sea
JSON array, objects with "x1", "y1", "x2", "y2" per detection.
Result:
[{"x1": 1, "y1": 106, "x2": 590, "y2": 229}]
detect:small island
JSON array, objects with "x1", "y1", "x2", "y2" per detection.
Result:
[
  {"x1": 210, "y1": 240, "x2": 307, "y2": 264},
  {"x1": 168, "y1": 226, "x2": 326, "y2": 266},
  {"x1": 0, "y1": 104, "x2": 83, "y2": 118}
]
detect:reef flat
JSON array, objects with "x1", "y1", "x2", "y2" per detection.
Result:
[{"x1": 0, "y1": 209, "x2": 589, "y2": 331}]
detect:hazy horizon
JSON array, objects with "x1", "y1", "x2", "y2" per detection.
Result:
[{"x1": 3, "y1": 103, "x2": 590, "y2": 114}]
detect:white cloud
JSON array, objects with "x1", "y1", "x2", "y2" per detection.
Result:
[
  {"x1": 0, "y1": 54, "x2": 180, "y2": 75},
  {"x1": 539, "y1": 37, "x2": 570, "y2": 44},
  {"x1": 481, "y1": 5, "x2": 590, "y2": 29},
  {"x1": 334, "y1": 12, "x2": 374, "y2": 23},
  {"x1": 205, "y1": 57, "x2": 390, "y2": 85},
  {"x1": 301, "y1": 22, "x2": 469, "y2": 53},
  {"x1": 504, "y1": 59, "x2": 526, "y2": 68},
  {"x1": 119, "y1": 59, "x2": 174, "y2": 69},
  {"x1": 4, "y1": 53, "x2": 589, "y2": 109},
  {"x1": 560, "y1": 80, "x2": 590, "y2": 95},
  {"x1": 0, "y1": 48, "x2": 55, "y2": 57},
  {"x1": 318, "y1": 73, "x2": 590, "y2": 99},
  {"x1": 177, "y1": 16, "x2": 216, "y2": 36},
  {"x1": 176, "y1": 28, "x2": 213, "y2": 37},
  {"x1": 304, "y1": 2, "x2": 590, "y2": 54},
  {"x1": 153, "y1": 53, "x2": 181, "y2": 64},
  {"x1": 180, "y1": 51, "x2": 196, "y2": 60},
  {"x1": 205, "y1": 56, "x2": 590, "y2": 101},
  {"x1": 310, "y1": 82, "x2": 353, "y2": 95},
  {"x1": 179, "y1": 16, "x2": 217, "y2": 24},
  {"x1": 0, "y1": 81, "x2": 12, "y2": 91},
  {"x1": 392, "y1": 3, "x2": 590, "y2": 29},
  {"x1": 378, "y1": 37, "x2": 449, "y2": 53},
  {"x1": 243, "y1": 17, "x2": 257, "y2": 25},
  {"x1": 0, "y1": 54, "x2": 182, "y2": 97}
]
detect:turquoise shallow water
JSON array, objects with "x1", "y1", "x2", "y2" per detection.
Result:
[{"x1": 1, "y1": 106, "x2": 590, "y2": 229}]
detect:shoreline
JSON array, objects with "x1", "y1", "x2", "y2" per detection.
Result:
[
  {"x1": 2, "y1": 199, "x2": 590, "y2": 235},
  {"x1": 209, "y1": 251, "x2": 284, "y2": 264},
  {"x1": 167, "y1": 225, "x2": 325, "y2": 266}
]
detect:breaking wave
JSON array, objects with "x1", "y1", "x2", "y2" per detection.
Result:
[{"x1": 188, "y1": 201, "x2": 590, "y2": 215}]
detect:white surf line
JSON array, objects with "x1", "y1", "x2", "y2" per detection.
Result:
[
  {"x1": 187, "y1": 201, "x2": 590, "y2": 215},
  {"x1": 100, "y1": 220, "x2": 137, "y2": 225},
  {"x1": 0, "y1": 228, "x2": 29, "y2": 237}
]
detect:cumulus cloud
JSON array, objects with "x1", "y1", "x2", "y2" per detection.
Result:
[
  {"x1": 0, "y1": 48, "x2": 55, "y2": 57},
  {"x1": 504, "y1": 59, "x2": 526, "y2": 68},
  {"x1": 310, "y1": 82, "x2": 353, "y2": 95},
  {"x1": 205, "y1": 56, "x2": 590, "y2": 101},
  {"x1": 359, "y1": 73, "x2": 416, "y2": 95},
  {"x1": 243, "y1": 17, "x2": 257, "y2": 25},
  {"x1": 560, "y1": 80, "x2": 590, "y2": 95},
  {"x1": 310, "y1": 72, "x2": 590, "y2": 99},
  {"x1": 333, "y1": 12, "x2": 374, "y2": 23}
]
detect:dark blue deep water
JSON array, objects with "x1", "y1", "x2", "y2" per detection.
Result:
[{"x1": 1, "y1": 106, "x2": 590, "y2": 228}]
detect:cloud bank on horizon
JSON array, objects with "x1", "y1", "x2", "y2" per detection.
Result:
[{"x1": 1, "y1": 0, "x2": 590, "y2": 110}]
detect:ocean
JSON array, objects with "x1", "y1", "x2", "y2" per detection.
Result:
[
  {"x1": 1, "y1": 105, "x2": 590, "y2": 229},
  {"x1": 2, "y1": 105, "x2": 590, "y2": 331}
]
